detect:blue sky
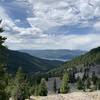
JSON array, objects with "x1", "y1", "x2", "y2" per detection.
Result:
[{"x1": 0, "y1": 0, "x2": 100, "y2": 50}]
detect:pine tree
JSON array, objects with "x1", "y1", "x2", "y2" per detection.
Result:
[
  {"x1": 53, "y1": 79, "x2": 57, "y2": 93},
  {"x1": 60, "y1": 72, "x2": 69, "y2": 93},
  {"x1": 11, "y1": 67, "x2": 29, "y2": 100},
  {"x1": 96, "y1": 78, "x2": 100, "y2": 90},
  {"x1": 92, "y1": 71, "x2": 97, "y2": 85},
  {"x1": 77, "y1": 76, "x2": 83, "y2": 90},
  {"x1": 69, "y1": 71, "x2": 76, "y2": 83},
  {"x1": 34, "y1": 85, "x2": 39, "y2": 96},
  {"x1": 15, "y1": 67, "x2": 25, "y2": 84},
  {"x1": 0, "y1": 19, "x2": 6, "y2": 64},
  {"x1": 82, "y1": 70, "x2": 89, "y2": 81},
  {"x1": 38, "y1": 78, "x2": 48, "y2": 96},
  {"x1": 0, "y1": 19, "x2": 8, "y2": 100},
  {"x1": 29, "y1": 85, "x2": 35, "y2": 96},
  {"x1": 85, "y1": 78, "x2": 91, "y2": 89}
]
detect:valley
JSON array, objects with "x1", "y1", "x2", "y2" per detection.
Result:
[
  {"x1": 20, "y1": 49, "x2": 86, "y2": 61},
  {"x1": 6, "y1": 49, "x2": 63, "y2": 74}
]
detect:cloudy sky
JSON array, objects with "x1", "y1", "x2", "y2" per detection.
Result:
[{"x1": 0, "y1": 0, "x2": 100, "y2": 50}]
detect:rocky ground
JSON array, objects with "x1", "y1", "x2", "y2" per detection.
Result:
[{"x1": 29, "y1": 91, "x2": 100, "y2": 100}]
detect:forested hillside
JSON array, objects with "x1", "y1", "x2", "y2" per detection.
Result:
[
  {"x1": 48, "y1": 46, "x2": 100, "y2": 76},
  {"x1": 6, "y1": 50, "x2": 63, "y2": 74}
]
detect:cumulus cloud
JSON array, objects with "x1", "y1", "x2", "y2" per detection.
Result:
[
  {"x1": 4, "y1": 33, "x2": 100, "y2": 50},
  {"x1": 0, "y1": 0, "x2": 100, "y2": 50},
  {"x1": 28, "y1": 0, "x2": 100, "y2": 26},
  {"x1": 93, "y1": 21, "x2": 100, "y2": 31}
]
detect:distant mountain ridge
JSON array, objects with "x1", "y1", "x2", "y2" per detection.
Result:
[
  {"x1": 19, "y1": 49, "x2": 86, "y2": 61},
  {"x1": 6, "y1": 49, "x2": 63, "y2": 74}
]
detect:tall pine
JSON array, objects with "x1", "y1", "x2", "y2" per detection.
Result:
[
  {"x1": 11, "y1": 67, "x2": 29, "y2": 100},
  {"x1": 38, "y1": 78, "x2": 48, "y2": 96},
  {"x1": 53, "y1": 79, "x2": 57, "y2": 93},
  {"x1": 77, "y1": 76, "x2": 84, "y2": 90},
  {"x1": 60, "y1": 72, "x2": 69, "y2": 94},
  {"x1": 0, "y1": 19, "x2": 8, "y2": 100}
]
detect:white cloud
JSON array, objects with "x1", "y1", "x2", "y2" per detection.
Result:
[
  {"x1": 0, "y1": 0, "x2": 100, "y2": 50},
  {"x1": 93, "y1": 21, "x2": 100, "y2": 31},
  {"x1": 4, "y1": 33, "x2": 100, "y2": 50},
  {"x1": 24, "y1": 0, "x2": 100, "y2": 32}
]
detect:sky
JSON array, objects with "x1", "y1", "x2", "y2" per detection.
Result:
[{"x1": 0, "y1": 0, "x2": 100, "y2": 50}]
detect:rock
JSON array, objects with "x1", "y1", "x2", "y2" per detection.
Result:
[{"x1": 30, "y1": 91, "x2": 100, "y2": 100}]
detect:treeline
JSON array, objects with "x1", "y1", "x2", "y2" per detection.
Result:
[{"x1": 5, "y1": 67, "x2": 48, "y2": 99}]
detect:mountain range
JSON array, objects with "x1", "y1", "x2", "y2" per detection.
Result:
[
  {"x1": 1, "y1": 46, "x2": 99, "y2": 75},
  {"x1": 20, "y1": 49, "x2": 86, "y2": 61}
]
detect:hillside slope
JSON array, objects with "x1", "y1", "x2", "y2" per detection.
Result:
[
  {"x1": 6, "y1": 50, "x2": 63, "y2": 74},
  {"x1": 48, "y1": 46, "x2": 100, "y2": 75}
]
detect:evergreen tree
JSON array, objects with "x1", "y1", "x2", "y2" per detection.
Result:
[
  {"x1": 29, "y1": 85, "x2": 35, "y2": 96},
  {"x1": 82, "y1": 69, "x2": 89, "y2": 81},
  {"x1": 53, "y1": 79, "x2": 57, "y2": 93},
  {"x1": 96, "y1": 78, "x2": 100, "y2": 90},
  {"x1": 0, "y1": 19, "x2": 6, "y2": 64},
  {"x1": 11, "y1": 67, "x2": 29, "y2": 100},
  {"x1": 77, "y1": 76, "x2": 83, "y2": 90},
  {"x1": 0, "y1": 65, "x2": 8, "y2": 100},
  {"x1": 85, "y1": 78, "x2": 91, "y2": 89},
  {"x1": 38, "y1": 78, "x2": 48, "y2": 96},
  {"x1": 0, "y1": 19, "x2": 8, "y2": 100},
  {"x1": 92, "y1": 71, "x2": 97, "y2": 85},
  {"x1": 69, "y1": 71, "x2": 76, "y2": 83},
  {"x1": 60, "y1": 72, "x2": 69, "y2": 93},
  {"x1": 34, "y1": 85, "x2": 39, "y2": 96}
]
